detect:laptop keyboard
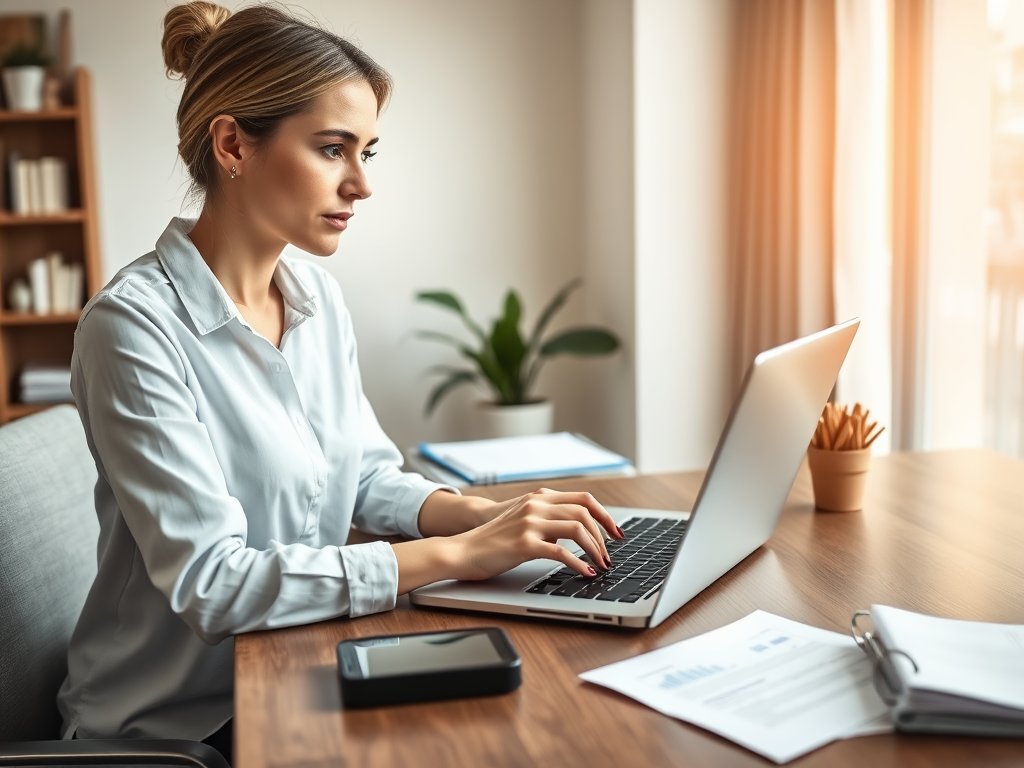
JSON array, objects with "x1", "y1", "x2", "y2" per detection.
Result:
[{"x1": 524, "y1": 517, "x2": 686, "y2": 603}]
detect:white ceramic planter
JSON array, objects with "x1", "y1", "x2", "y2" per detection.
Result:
[
  {"x1": 3, "y1": 66, "x2": 45, "y2": 112},
  {"x1": 476, "y1": 400, "x2": 554, "y2": 439}
]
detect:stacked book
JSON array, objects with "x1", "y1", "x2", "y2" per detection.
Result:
[
  {"x1": 19, "y1": 361, "x2": 73, "y2": 404},
  {"x1": 27, "y1": 252, "x2": 84, "y2": 314},
  {"x1": 7, "y1": 153, "x2": 69, "y2": 215},
  {"x1": 406, "y1": 432, "x2": 636, "y2": 487}
]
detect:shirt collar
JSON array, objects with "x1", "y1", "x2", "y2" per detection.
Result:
[{"x1": 156, "y1": 217, "x2": 317, "y2": 336}]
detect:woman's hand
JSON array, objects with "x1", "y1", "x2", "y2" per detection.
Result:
[
  {"x1": 448, "y1": 488, "x2": 625, "y2": 581},
  {"x1": 395, "y1": 487, "x2": 624, "y2": 595}
]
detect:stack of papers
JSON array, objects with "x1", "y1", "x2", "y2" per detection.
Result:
[
  {"x1": 412, "y1": 432, "x2": 634, "y2": 486},
  {"x1": 580, "y1": 611, "x2": 891, "y2": 764}
]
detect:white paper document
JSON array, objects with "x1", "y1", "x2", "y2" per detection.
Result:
[{"x1": 579, "y1": 611, "x2": 890, "y2": 764}]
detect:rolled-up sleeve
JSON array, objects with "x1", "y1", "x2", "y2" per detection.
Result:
[
  {"x1": 337, "y1": 541, "x2": 400, "y2": 615},
  {"x1": 75, "y1": 292, "x2": 400, "y2": 642}
]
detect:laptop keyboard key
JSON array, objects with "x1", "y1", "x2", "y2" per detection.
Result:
[
  {"x1": 595, "y1": 578, "x2": 647, "y2": 601},
  {"x1": 550, "y1": 578, "x2": 592, "y2": 597},
  {"x1": 572, "y1": 581, "x2": 610, "y2": 599}
]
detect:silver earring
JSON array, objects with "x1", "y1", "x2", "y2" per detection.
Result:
[{"x1": 230, "y1": 166, "x2": 237, "y2": 180}]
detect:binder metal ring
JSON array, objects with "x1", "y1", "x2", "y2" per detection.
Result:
[{"x1": 851, "y1": 610, "x2": 918, "y2": 705}]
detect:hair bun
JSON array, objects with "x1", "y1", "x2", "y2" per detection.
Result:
[{"x1": 162, "y1": 1, "x2": 231, "y2": 78}]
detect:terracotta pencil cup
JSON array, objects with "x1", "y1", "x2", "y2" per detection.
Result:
[{"x1": 806, "y1": 447, "x2": 871, "y2": 512}]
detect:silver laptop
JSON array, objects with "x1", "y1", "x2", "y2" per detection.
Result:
[{"x1": 411, "y1": 319, "x2": 860, "y2": 628}]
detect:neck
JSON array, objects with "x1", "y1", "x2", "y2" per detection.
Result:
[{"x1": 188, "y1": 193, "x2": 285, "y2": 310}]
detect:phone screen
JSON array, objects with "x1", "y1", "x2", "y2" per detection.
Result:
[{"x1": 347, "y1": 630, "x2": 505, "y2": 678}]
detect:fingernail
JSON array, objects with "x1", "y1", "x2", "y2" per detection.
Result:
[
  {"x1": 616, "y1": 526, "x2": 626, "y2": 539},
  {"x1": 604, "y1": 555, "x2": 613, "y2": 568},
  {"x1": 586, "y1": 566, "x2": 597, "y2": 576}
]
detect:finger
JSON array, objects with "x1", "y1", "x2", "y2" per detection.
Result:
[
  {"x1": 539, "y1": 491, "x2": 623, "y2": 540},
  {"x1": 557, "y1": 503, "x2": 611, "y2": 566},
  {"x1": 528, "y1": 501, "x2": 609, "y2": 567},
  {"x1": 535, "y1": 540, "x2": 596, "y2": 577},
  {"x1": 538, "y1": 519, "x2": 607, "y2": 571}
]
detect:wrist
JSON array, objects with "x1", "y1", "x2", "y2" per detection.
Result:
[
  {"x1": 418, "y1": 489, "x2": 495, "y2": 537},
  {"x1": 392, "y1": 535, "x2": 467, "y2": 594},
  {"x1": 461, "y1": 494, "x2": 496, "y2": 528}
]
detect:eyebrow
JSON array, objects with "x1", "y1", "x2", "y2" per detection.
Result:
[{"x1": 313, "y1": 129, "x2": 379, "y2": 147}]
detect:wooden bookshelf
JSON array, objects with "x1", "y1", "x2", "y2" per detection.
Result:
[
  {"x1": 0, "y1": 68, "x2": 101, "y2": 423},
  {"x1": 0, "y1": 312, "x2": 80, "y2": 325},
  {"x1": 0, "y1": 210, "x2": 86, "y2": 225},
  {"x1": 0, "y1": 107, "x2": 77, "y2": 123}
]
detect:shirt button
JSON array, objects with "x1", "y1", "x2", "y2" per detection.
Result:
[
  {"x1": 272, "y1": 363, "x2": 283, "y2": 373},
  {"x1": 317, "y1": 478, "x2": 325, "y2": 488}
]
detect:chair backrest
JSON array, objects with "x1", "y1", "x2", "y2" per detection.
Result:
[{"x1": 0, "y1": 405, "x2": 98, "y2": 741}]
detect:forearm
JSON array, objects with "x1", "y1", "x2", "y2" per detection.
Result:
[
  {"x1": 417, "y1": 489, "x2": 497, "y2": 537},
  {"x1": 391, "y1": 536, "x2": 467, "y2": 594}
]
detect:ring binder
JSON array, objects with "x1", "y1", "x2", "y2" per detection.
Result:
[
  {"x1": 850, "y1": 606, "x2": 1024, "y2": 737},
  {"x1": 850, "y1": 611, "x2": 918, "y2": 706}
]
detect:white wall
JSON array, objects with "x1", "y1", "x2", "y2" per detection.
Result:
[
  {"x1": 633, "y1": 0, "x2": 733, "y2": 471},
  {"x1": 579, "y1": 0, "x2": 636, "y2": 461}
]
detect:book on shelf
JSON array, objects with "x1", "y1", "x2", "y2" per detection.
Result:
[
  {"x1": 7, "y1": 155, "x2": 69, "y2": 215},
  {"x1": 18, "y1": 360, "x2": 73, "y2": 404},
  {"x1": 409, "y1": 432, "x2": 636, "y2": 487},
  {"x1": 26, "y1": 252, "x2": 83, "y2": 315}
]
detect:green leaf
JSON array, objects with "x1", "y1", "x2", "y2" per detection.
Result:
[
  {"x1": 503, "y1": 290, "x2": 522, "y2": 328},
  {"x1": 416, "y1": 290, "x2": 464, "y2": 314},
  {"x1": 425, "y1": 370, "x2": 478, "y2": 416},
  {"x1": 467, "y1": 346, "x2": 515, "y2": 404},
  {"x1": 417, "y1": 332, "x2": 510, "y2": 401},
  {"x1": 539, "y1": 328, "x2": 620, "y2": 357},
  {"x1": 414, "y1": 329, "x2": 474, "y2": 353},
  {"x1": 489, "y1": 291, "x2": 527, "y2": 401},
  {"x1": 416, "y1": 290, "x2": 486, "y2": 342},
  {"x1": 528, "y1": 279, "x2": 582, "y2": 352}
]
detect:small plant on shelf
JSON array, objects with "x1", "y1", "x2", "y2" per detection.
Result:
[
  {"x1": 2, "y1": 44, "x2": 50, "y2": 69},
  {"x1": 415, "y1": 279, "x2": 620, "y2": 415},
  {"x1": 2, "y1": 44, "x2": 52, "y2": 113}
]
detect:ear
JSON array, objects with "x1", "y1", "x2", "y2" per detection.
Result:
[{"x1": 208, "y1": 115, "x2": 253, "y2": 178}]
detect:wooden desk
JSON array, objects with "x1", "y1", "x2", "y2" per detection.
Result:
[{"x1": 234, "y1": 449, "x2": 1024, "y2": 767}]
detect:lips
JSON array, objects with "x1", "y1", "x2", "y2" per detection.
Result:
[{"x1": 322, "y1": 212, "x2": 353, "y2": 231}]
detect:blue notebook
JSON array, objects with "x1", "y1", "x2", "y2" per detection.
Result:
[{"x1": 417, "y1": 432, "x2": 631, "y2": 485}]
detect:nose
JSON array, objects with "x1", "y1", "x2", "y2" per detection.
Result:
[{"x1": 341, "y1": 161, "x2": 372, "y2": 201}]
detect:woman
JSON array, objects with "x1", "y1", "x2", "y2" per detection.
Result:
[{"x1": 57, "y1": 1, "x2": 621, "y2": 760}]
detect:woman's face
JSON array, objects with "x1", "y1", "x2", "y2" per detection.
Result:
[{"x1": 237, "y1": 78, "x2": 379, "y2": 257}]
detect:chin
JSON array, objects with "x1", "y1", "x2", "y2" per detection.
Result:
[{"x1": 295, "y1": 235, "x2": 340, "y2": 258}]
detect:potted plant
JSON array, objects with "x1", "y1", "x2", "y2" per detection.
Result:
[
  {"x1": 3, "y1": 43, "x2": 51, "y2": 112},
  {"x1": 416, "y1": 279, "x2": 620, "y2": 438}
]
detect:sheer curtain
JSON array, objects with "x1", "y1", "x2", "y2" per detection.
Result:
[
  {"x1": 728, "y1": 0, "x2": 988, "y2": 456},
  {"x1": 832, "y1": 0, "x2": 892, "y2": 452},
  {"x1": 727, "y1": 0, "x2": 835, "y2": 389},
  {"x1": 891, "y1": 0, "x2": 932, "y2": 451}
]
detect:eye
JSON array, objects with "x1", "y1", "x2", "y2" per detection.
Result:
[
  {"x1": 361, "y1": 150, "x2": 377, "y2": 164},
  {"x1": 321, "y1": 144, "x2": 343, "y2": 159}
]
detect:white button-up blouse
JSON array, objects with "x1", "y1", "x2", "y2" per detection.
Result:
[{"x1": 57, "y1": 217, "x2": 451, "y2": 740}]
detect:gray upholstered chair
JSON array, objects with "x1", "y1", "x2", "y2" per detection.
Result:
[{"x1": 0, "y1": 405, "x2": 228, "y2": 767}]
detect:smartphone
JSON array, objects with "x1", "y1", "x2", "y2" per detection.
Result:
[{"x1": 336, "y1": 627, "x2": 522, "y2": 708}]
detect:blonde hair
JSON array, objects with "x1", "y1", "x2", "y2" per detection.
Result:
[{"x1": 161, "y1": 1, "x2": 392, "y2": 196}]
